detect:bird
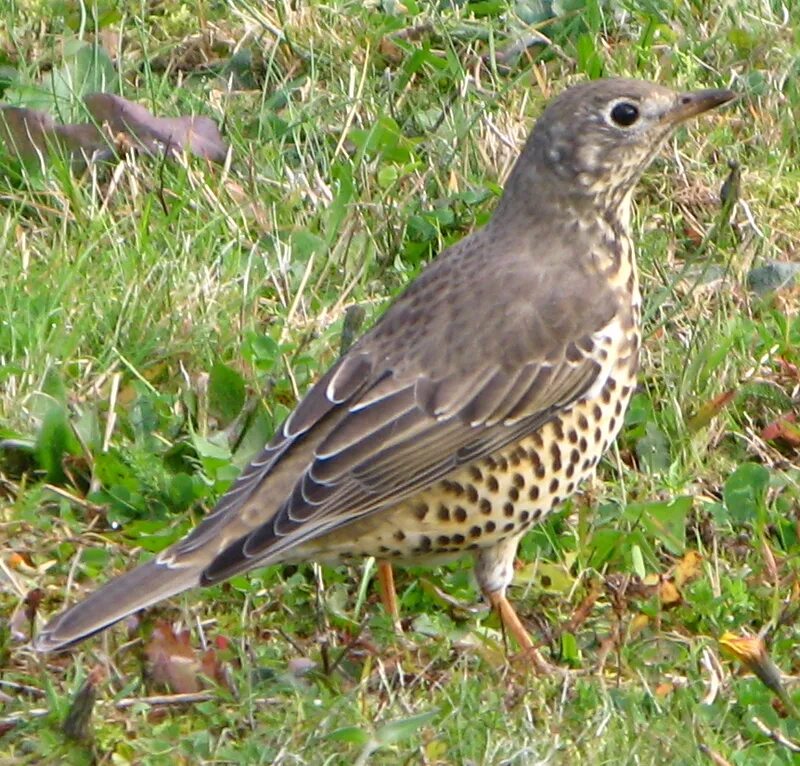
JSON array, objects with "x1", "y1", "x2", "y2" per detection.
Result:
[{"x1": 34, "y1": 78, "x2": 734, "y2": 670}]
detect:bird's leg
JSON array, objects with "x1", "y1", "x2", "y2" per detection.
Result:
[
  {"x1": 475, "y1": 540, "x2": 558, "y2": 674},
  {"x1": 376, "y1": 559, "x2": 403, "y2": 633},
  {"x1": 486, "y1": 590, "x2": 556, "y2": 675}
]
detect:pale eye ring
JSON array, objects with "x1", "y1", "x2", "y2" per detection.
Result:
[{"x1": 609, "y1": 101, "x2": 640, "y2": 127}]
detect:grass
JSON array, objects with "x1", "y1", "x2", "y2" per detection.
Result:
[{"x1": 2, "y1": 0, "x2": 800, "y2": 763}]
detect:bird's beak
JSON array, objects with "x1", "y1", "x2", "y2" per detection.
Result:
[{"x1": 665, "y1": 88, "x2": 737, "y2": 124}]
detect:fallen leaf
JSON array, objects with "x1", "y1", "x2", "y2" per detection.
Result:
[
  {"x1": 687, "y1": 390, "x2": 737, "y2": 432},
  {"x1": 84, "y1": 93, "x2": 228, "y2": 163},
  {"x1": 719, "y1": 631, "x2": 797, "y2": 715},
  {"x1": 673, "y1": 550, "x2": 703, "y2": 589},
  {"x1": 629, "y1": 613, "x2": 650, "y2": 636},
  {"x1": 761, "y1": 413, "x2": 800, "y2": 447},
  {"x1": 659, "y1": 578, "x2": 682, "y2": 608},
  {"x1": 146, "y1": 622, "x2": 201, "y2": 694},
  {"x1": 0, "y1": 94, "x2": 228, "y2": 169},
  {"x1": 0, "y1": 106, "x2": 55, "y2": 162},
  {"x1": 145, "y1": 621, "x2": 232, "y2": 694}
]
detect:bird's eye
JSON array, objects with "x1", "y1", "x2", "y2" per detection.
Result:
[{"x1": 609, "y1": 102, "x2": 640, "y2": 127}]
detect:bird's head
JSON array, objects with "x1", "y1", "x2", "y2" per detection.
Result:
[{"x1": 512, "y1": 78, "x2": 735, "y2": 212}]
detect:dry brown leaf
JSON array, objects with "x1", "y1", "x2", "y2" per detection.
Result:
[
  {"x1": 673, "y1": 550, "x2": 703, "y2": 589},
  {"x1": 0, "y1": 106, "x2": 56, "y2": 161},
  {"x1": 145, "y1": 621, "x2": 231, "y2": 694},
  {"x1": 659, "y1": 578, "x2": 682, "y2": 608},
  {"x1": 146, "y1": 622, "x2": 201, "y2": 694},
  {"x1": 84, "y1": 93, "x2": 228, "y2": 163},
  {"x1": 761, "y1": 413, "x2": 800, "y2": 447},
  {"x1": 0, "y1": 95, "x2": 228, "y2": 168},
  {"x1": 687, "y1": 390, "x2": 737, "y2": 432}
]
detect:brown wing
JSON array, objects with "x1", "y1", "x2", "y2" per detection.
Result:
[
  {"x1": 162, "y1": 223, "x2": 622, "y2": 582},
  {"x1": 33, "y1": 216, "x2": 623, "y2": 653}
]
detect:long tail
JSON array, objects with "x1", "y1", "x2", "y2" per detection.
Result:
[{"x1": 33, "y1": 559, "x2": 202, "y2": 652}]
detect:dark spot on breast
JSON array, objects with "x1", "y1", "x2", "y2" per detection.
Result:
[
  {"x1": 579, "y1": 437, "x2": 588, "y2": 451},
  {"x1": 592, "y1": 404, "x2": 603, "y2": 421},
  {"x1": 479, "y1": 498, "x2": 492, "y2": 514},
  {"x1": 484, "y1": 456, "x2": 497, "y2": 470},
  {"x1": 565, "y1": 463, "x2": 575, "y2": 478},
  {"x1": 454, "y1": 506, "x2": 468, "y2": 523},
  {"x1": 565, "y1": 481, "x2": 575, "y2": 494},
  {"x1": 519, "y1": 510, "x2": 530, "y2": 523},
  {"x1": 550, "y1": 443, "x2": 562, "y2": 471},
  {"x1": 437, "y1": 504, "x2": 450, "y2": 521},
  {"x1": 466, "y1": 484, "x2": 479, "y2": 503},
  {"x1": 567, "y1": 429, "x2": 578, "y2": 444},
  {"x1": 615, "y1": 400, "x2": 623, "y2": 416},
  {"x1": 529, "y1": 485, "x2": 540, "y2": 501},
  {"x1": 535, "y1": 463, "x2": 547, "y2": 479},
  {"x1": 444, "y1": 480, "x2": 464, "y2": 497},
  {"x1": 532, "y1": 509, "x2": 542, "y2": 521},
  {"x1": 485, "y1": 521, "x2": 496, "y2": 533},
  {"x1": 437, "y1": 535, "x2": 450, "y2": 546},
  {"x1": 469, "y1": 465, "x2": 483, "y2": 482},
  {"x1": 578, "y1": 414, "x2": 589, "y2": 431},
  {"x1": 468, "y1": 543, "x2": 480, "y2": 550},
  {"x1": 394, "y1": 530, "x2": 406, "y2": 542},
  {"x1": 508, "y1": 486, "x2": 519, "y2": 502},
  {"x1": 512, "y1": 473, "x2": 525, "y2": 488},
  {"x1": 531, "y1": 432, "x2": 544, "y2": 448},
  {"x1": 503, "y1": 501, "x2": 514, "y2": 517},
  {"x1": 486, "y1": 476, "x2": 499, "y2": 493},
  {"x1": 503, "y1": 522, "x2": 515, "y2": 532},
  {"x1": 549, "y1": 477, "x2": 559, "y2": 494},
  {"x1": 452, "y1": 533, "x2": 465, "y2": 544},
  {"x1": 470, "y1": 525, "x2": 482, "y2": 538},
  {"x1": 552, "y1": 419, "x2": 564, "y2": 440},
  {"x1": 415, "y1": 535, "x2": 432, "y2": 554},
  {"x1": 413, "y1": 503, "x2": 429, "y2": 520}
]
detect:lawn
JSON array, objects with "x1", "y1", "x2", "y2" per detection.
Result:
[{"x1": 2, "y1": 1, "x2": 800, "y2": 764}]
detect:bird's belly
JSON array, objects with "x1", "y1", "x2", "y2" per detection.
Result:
[{"x1": 296, "y1": 364, "x2": 637, "y2": 566}]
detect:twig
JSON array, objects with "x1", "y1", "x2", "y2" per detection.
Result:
[
  {"x1": 698, "y1": 744, "x2": 733, "y2": 766},
  {"x1": 114, "y1": 691, "x2": 214, "y2": 709},
  {"x1": 752, "y1": 716, "x2": 800, "y2": 752}
]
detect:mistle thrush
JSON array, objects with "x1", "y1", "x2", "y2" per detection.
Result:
[{"x1": 34, "y1": 78, "x2": 734, "y2": 668}]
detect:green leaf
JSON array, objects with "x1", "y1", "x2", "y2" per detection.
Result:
[
  {"x1": 560, "y1": 632, "x2": 581, "y2": 665},
  {"x1": 46, "y1": 42, "x2": 117, "y2": 111},
  {"x1": 724, "y1": 463, "x2": 770, "y2": 524},
  {"x1": 631, "y1": 544, "x2": 646, "y2": 579},
  {"x1": 34, "y1": 403, "x2": 79, "y2": 482},
  {"x1": 635, "y1": 421, "x2": 671, "y2": 473},
  {"x1": 208, "y1": 361, "x2": 246, "y2": 424},
  {"x1": 588, "y1": 528, "x2": 624, "y2": 568},
  {"x1": 624, "y1": 496, "x2": 692, "y2": 555},
  {"x1": 374, "y1": 709, "x2": 438, "y2": 746},
  {"x1": 325, "y1": 726, "x2": 370, "y2": 746},
  {"x1": 291, "y1": 230, "x2": 325, "y2": 262}
]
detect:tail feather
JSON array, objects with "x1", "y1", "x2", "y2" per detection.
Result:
[{"x1": 33, "y1": 559, "x2": 201, "y2": 653}]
